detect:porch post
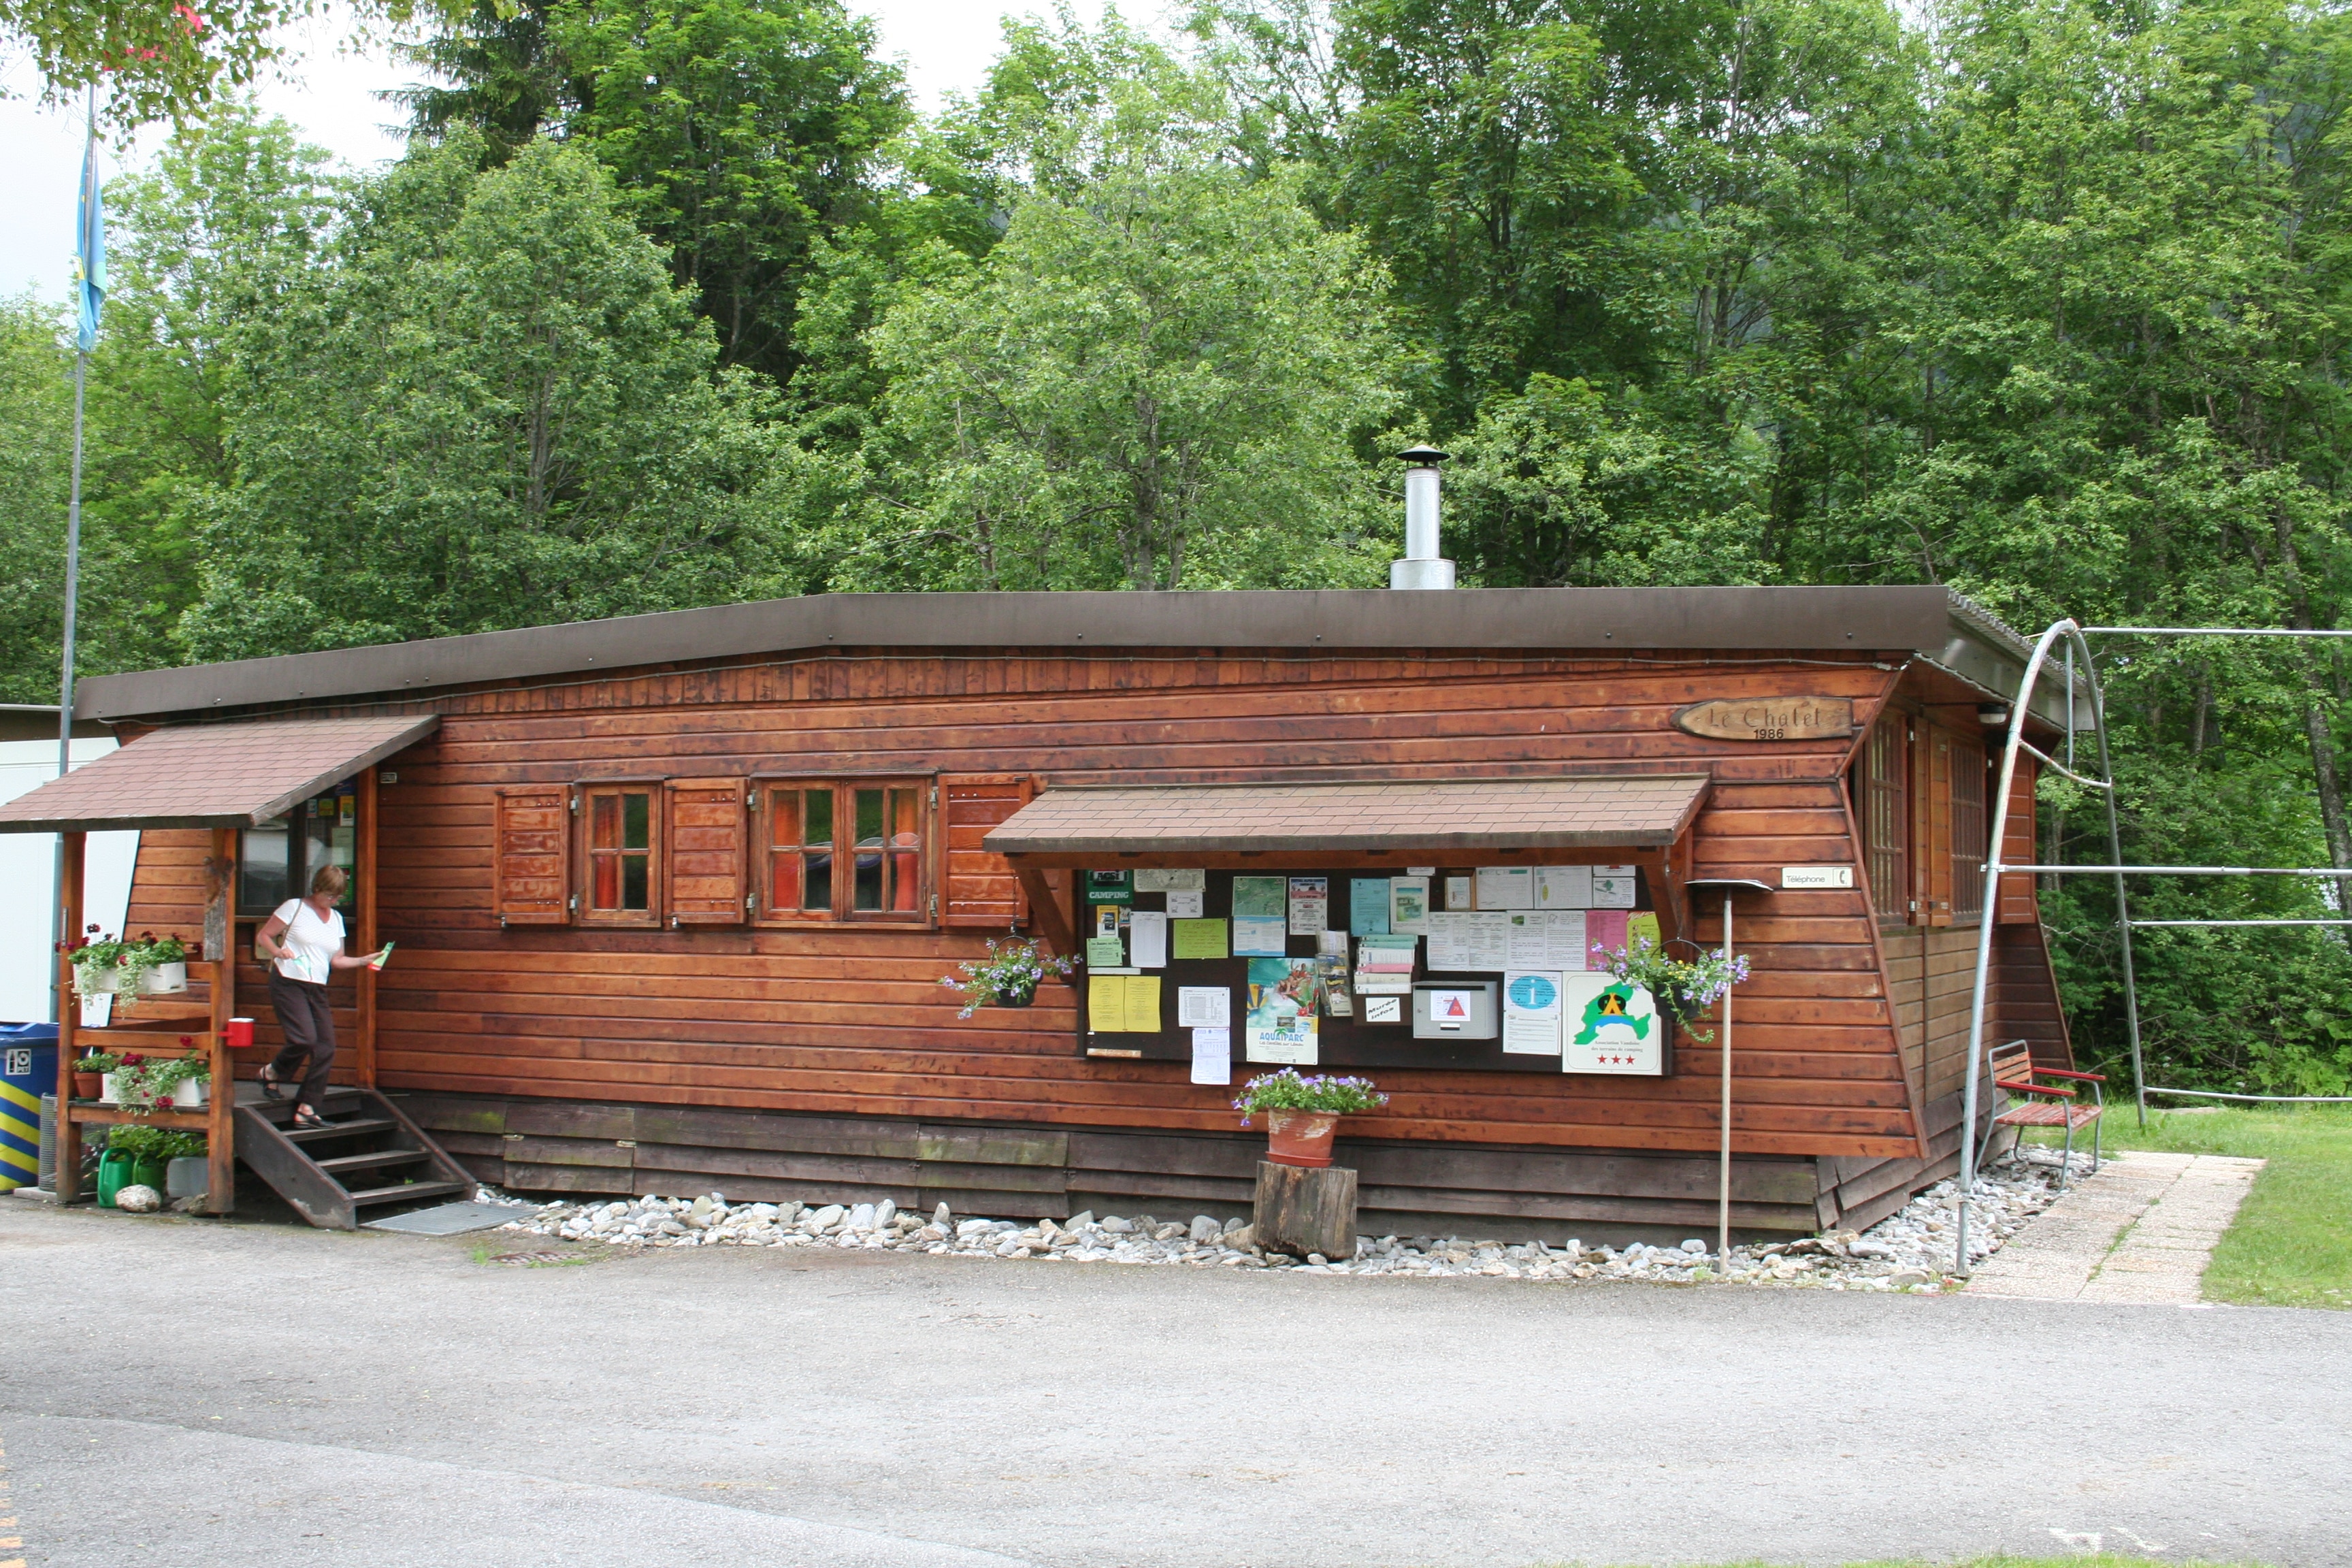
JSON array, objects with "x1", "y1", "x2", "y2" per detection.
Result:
[
  {"x1": 206, "y1": 828, "x2": 237, "y2": 1213},
  {"x1": 54, "y1": 831, "x2": 84, "y2": 1201},
  {"x1": 357, "y1": 767, "x2": 378, "y2": 1090}
]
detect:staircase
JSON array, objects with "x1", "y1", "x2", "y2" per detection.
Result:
[{"x1": 235, "y1": 1085, "x2": 477, "y2": 1230}]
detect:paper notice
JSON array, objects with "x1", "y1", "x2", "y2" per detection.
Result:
[
  {"x1": 1123, "y1": 975, "x2": 1162, "y2": 1032},
  {"x1": 1350, "y1": 878, "x2": 1392, "y2": 935},
  {"x1": 1177, "y1": 985, "x2": 1231, "y2": 1028},
  {"x1": 1231, "y1": 876, "x2": 1286, "y2": 919},
  {"x1": 1463, "y1": 912, "x2": 1512, "y2": 972},
  {"x1": 1424, "y1": 912, "x2": 1471, "y2": 971},
  {"x1": 1171, "y1": 918, "x2": 1230, "y2": 959},
  {"x1": 1166, "y1": 889, "x2": 1205, "y2": 919},
  {"x1": 1560, "y1": 973, "x2": 1662, "y2": 1074},
  {"x1": 1244, "y1": 957, "x2": 1320, "y2": 1064},
  {"x1": 1288, "y1": 877, "x2": 1329, "y2": 936},
  {"x1": 1390, "y1": 876, "x2": 1431, "y2": 935},
  {"x1": 1096, "y1": 904, "x2": 1122, "y2": 938},
  {"x1": 1128, "y1": 909, "x2": 1169, "y2": 968},
  {"x1": 1502, "y1": 970, "x2": 1565, "y2": 1055},
  {"x1": 1362, "y1": 995, "x2": 1403, "y2": 1024},
  {"x1": 1475, "y1": 866, "x2": 1535, "y2": 910},
  {"x1": 1445, "y1": 875, "x2": 1474, "y2": 911},
  {"x1": 1626, "y1": 911, "x2": 1661, "y2": 951},
  {"x1": 1535, "y1": 864, "x2": 1592, "y2": 909},
  {"x1": 1586, "y1": 909, "x2": 1629, "y2": 962},
  {"x1": 1085, "y1": 934, "x2": 1126, "y2": 969},
  {"x1": 1232, "y1": 916, "x2": 1288, "y2": 956},
  {"x1": 1190, "y1": 1028, "x2": 1232, "y2": 1085},
  {"x1": 1134, "y1": 868, "x2": 1205, "y2": 894},
  {"x1": 1590, "y1": 865, "x2": 1639, "y2": 909},
  {"x1": 1507, "y1": 911, "x2": 1588, "y2": 970},
  {"x1": 1088, "y1": 977, "x2": 1126, "y2": 1033},
  {"x1": 1553, "y1": 910, "x2": 1590, "y2": 970}
]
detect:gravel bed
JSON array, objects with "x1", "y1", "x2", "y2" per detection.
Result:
[{"x1": 492, "y1": 1145, "x2": 2093, "y2": 1290}]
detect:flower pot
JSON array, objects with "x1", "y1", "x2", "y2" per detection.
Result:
[
  {"x1": 130, "y1": 1156, "x2": 168, "y2": 1192},
  {"x1": 225, "y1": 1017, "x2": 255, "y2": 1049},
  {"x1": 165, "y1": 1156, "x2": 209, "y2": 1200},
  {"x1": 82, "y1": 968, "x2": 122, "y2": 994},
  {"x1": 1263, "y1": 1107, "x2": 1341, "y2": 1169},
  {"x1": 98, "y1": 1072, "x2": 120, "y2": 1105},
  {"x1": 171, "y1": 1077, "x2": 209, "y2": 1109},
  {"x1": 96, "y1": 1149, "x2": 133, "y2": 1209},
  {"x1": 140, "y1": 962, "x2": 188, "y2": 995},
  {"x1": 990, "y1": 987, "x2": 1037, "y2": 1009},
  {"x1": 71, "y1": 1071, "x2": 101, "y2": 1100}
]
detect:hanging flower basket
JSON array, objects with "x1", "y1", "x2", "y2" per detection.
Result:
[{"x1": 940, "y1": 938, "x2": 1074, "y2": 1020}]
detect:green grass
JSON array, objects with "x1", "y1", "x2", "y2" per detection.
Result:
[{"x1": 2028, "y1": 1102, "x2": 2352, "y2": 1309}]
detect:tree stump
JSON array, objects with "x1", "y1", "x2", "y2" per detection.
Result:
[{"x1": 1253, "y1": 1160, "x2": 1358, "y2": 1260}]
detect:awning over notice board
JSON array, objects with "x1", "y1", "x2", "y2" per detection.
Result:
[
  {"x1": 983, "y1": 775, "x2": 1712, "y2": 856},
  {"x1": 0, "y1": 715, "x2": 439, "y2": 834}
]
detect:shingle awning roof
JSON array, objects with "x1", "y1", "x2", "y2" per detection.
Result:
[
  {"x1": 983, "y1": 775, "x2": 1712, "y2": 856},
  {"x1": 0, "y1": 715, "x2": 439, "y2": 834}
]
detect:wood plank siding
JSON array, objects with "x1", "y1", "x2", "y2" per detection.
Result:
[{"x1": 116, "y1": 643, "x2": 2069, "y2": 1228}]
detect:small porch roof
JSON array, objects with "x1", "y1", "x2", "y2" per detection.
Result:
[
  {"x1": 983, "y1": 774, "x2": 1712, "y2": 857},
  {"x1": 0, "y1": 715, "x2": 438, "y2": 834}
]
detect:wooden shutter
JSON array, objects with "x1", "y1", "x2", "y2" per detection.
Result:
[
  {"x1": 1997, "y1": 757, "x2": 2040, "y2": 924},
  {"x1": 664, "y1": 777, "x2": 748, "y2": 926},
  {"x1": 939, "y1": 774, "x2": 1034, "y2": 928},
  {"x1": 494, "y1": 785, "x2": 572, "y2": 926},
  {"x1": 1912, "y1": 723, "x2": 1955, "y2": 926}
]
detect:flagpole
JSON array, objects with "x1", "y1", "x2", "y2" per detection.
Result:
[{"x1": 51, "y1": 84, "x2": 96, "y2": 1024}]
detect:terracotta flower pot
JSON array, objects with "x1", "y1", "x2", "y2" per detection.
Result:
[
  {"x1": 72, "y1": 1071, "x2": 101, "y2": 1100},
  {"x1": 1263, "y1": 1107, "x2": 1341, "y2": 1169}
]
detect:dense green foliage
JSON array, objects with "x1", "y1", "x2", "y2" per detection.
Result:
[{"x1": 8, "y1": 0, "x2": 2352, "y2": 1090}]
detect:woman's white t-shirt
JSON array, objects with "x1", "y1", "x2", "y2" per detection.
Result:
[{"x1": 270, "y1": 900, "x2": 344, "y2": 985}]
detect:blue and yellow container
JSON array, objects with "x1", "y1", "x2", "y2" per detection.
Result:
[{"x1": 0, "y1": 1024, "x2": 59, "y2": 1192}]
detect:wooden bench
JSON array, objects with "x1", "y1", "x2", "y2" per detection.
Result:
[{"x1": 1982, "y1": 1039, "x2": 2105, "y2": 1187}]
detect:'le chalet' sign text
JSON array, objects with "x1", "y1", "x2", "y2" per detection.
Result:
[{"x1": 1672, "y1": 696, "x2": 1855, "y2": 742}]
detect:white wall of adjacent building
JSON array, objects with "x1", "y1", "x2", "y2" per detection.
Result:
[{"x1": 0, "y1": 740, "x2": 137, "y2": 1024}]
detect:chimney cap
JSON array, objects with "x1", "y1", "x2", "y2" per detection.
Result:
[{"x1": 1396, "y1": 444, "x2": 1451, "y2": 466}]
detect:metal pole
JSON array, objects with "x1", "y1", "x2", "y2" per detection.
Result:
[
  {"x1": 2064, "y1": 642, "x2": 2075, "y2": 772},
  {"x1": 1718, "y1": 889, "x2": 1733, "y2": 1269},
  {"x1": 50, "y1": 86, "x2": 94, "y2": 1027},
  {"x1": 2087, "y1": 667, "x2": 2148, "y2": 1128}
]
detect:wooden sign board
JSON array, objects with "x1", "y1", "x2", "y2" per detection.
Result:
[{"x1": 1672, "y1": 696, "x2": 1854, "y2": 742}]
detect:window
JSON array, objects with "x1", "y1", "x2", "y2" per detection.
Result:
[
  {"x1": 578, "y1": 783, "x2": 662, "y2": 926},
  {"x1": 1950, "y1": 736, "x2": 1989, "y2": 923},
  {"x1": 237, "y1": 783, "x2": 359, "y2": 917},
  {"x1": 755, "y1": 779, "x2": 928, "y2": 922},
  {"x1": 1856, "y1": 715, "x2": 1909, "y2": 925}
]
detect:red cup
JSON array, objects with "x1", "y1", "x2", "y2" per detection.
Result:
[{"x1": 225, "y1": 1017, "x2": 256, "y2": 1048}]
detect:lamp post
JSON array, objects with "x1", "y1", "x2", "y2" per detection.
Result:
[{"x1": 1684, "y1": 877, "x2": 1771, "y2": 1266}]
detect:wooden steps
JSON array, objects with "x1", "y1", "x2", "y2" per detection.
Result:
[{"x1": 233, "y1": 1086, "x2": 478, "y2": 1230}]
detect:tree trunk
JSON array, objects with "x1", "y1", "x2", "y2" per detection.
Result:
[{"x1": 1253, "y1": 1160, "x2": 1357, "y2": 1260}]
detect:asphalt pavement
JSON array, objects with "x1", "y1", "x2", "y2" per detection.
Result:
[{"x1": 1, "y1": 1198, "x2": 2341, "y2": 1567}]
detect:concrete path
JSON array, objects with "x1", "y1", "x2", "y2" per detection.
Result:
[
  {"x1": 2, "y1": 1196, "x2": 2343, "y2": 1568},
  {"x1": 1965, "y1": 1150, "x2": 2264, "y2": 1304}
]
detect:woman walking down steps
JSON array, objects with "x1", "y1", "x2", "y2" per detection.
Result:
[{"x1": 253, "y1": 866, "x2": 385, "y2": 1129}]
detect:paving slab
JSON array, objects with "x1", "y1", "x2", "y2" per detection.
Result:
[{"x1": 1967, "y1": 1149, "x2": 2264, "y2": 1304}]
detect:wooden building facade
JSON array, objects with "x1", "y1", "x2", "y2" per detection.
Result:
[{"x1": 33, "y1": 587, "x2": 2078, "y2": 1240}]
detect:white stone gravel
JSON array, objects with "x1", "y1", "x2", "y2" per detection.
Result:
[{"x1": 493, "y1": 1145, "x2": 2093, "y2": 1289}]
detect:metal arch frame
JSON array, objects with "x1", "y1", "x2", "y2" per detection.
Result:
[{"x1": 1954, "y1": 619, "x2": 2141, "y2": 1277}]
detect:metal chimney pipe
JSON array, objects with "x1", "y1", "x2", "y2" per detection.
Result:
[{"x1": 1390, "y1": 445, "x2": 1455, "y2": 590}]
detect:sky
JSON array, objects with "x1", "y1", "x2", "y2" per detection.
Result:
[{"x1": 0, "y1": 0, "x2": 1111, "y2": 302}]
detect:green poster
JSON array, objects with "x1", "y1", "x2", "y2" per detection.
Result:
[{"x1": 1231, "y1": 875, "x2": 1285, "y2": 919}]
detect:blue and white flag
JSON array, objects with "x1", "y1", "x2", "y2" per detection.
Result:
[{"x1": 72, "y1": 124, "x2": 105, "y2": 354}]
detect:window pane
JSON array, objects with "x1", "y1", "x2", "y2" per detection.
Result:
[
  {"x1": 591, "y1": 794, "x2": 619, "y2": 850},
  {"x1": 804, "y1": 850, "x2": 832, "y2": 910},
  {"x1": 240, "y1": 817, "x2": 291, "y2": 913},
  {"x1": 770, "y1": 853, "x2": 800, "y2": 911},
  {"x1": 804, "y1": 789, "x2": 832, "y2": 849},
  {"x1": 594, "y1": 853, "x2": 619, "y2": 909},
  {"x1": 623, "y1": 791, "x2": 650, "y2": 850},
  {"x1": 769, "y1": 789, "x2": 798, "y2": 852},
  {"x1": 622, "y1": 853, "x2": 649, "y2": 910},
  {"x1": 855, "y1": 789, "x2": 883, "y2": 846},
  {"x1": 889, "y1": 787, "x2": 919, "y2": 845}
]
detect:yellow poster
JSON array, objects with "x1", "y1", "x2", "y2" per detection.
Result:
[
  {"x1": 1124, "y1": 976, "x2": 1162, "y2": 1032},
  {"x1": 1089, "y1": 977, "x2": 1128, "y2": 1032}
]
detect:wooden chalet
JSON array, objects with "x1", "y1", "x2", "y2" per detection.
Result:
[{"x1": 0, "y1": 586, "x2": 2078, "y2": 1239}]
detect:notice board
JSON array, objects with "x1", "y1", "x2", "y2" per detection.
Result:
[{"x1": 1075, "y1": 864, "x2": 1663, "y2": 1075}]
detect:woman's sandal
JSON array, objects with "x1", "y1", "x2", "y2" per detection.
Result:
[
  {"x1": 291, "y1": 1108, "x2": 331, "y2": 1131},
  {"x1": 257, "y1": 1065, "x2": 287, "y2": 1101}
]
